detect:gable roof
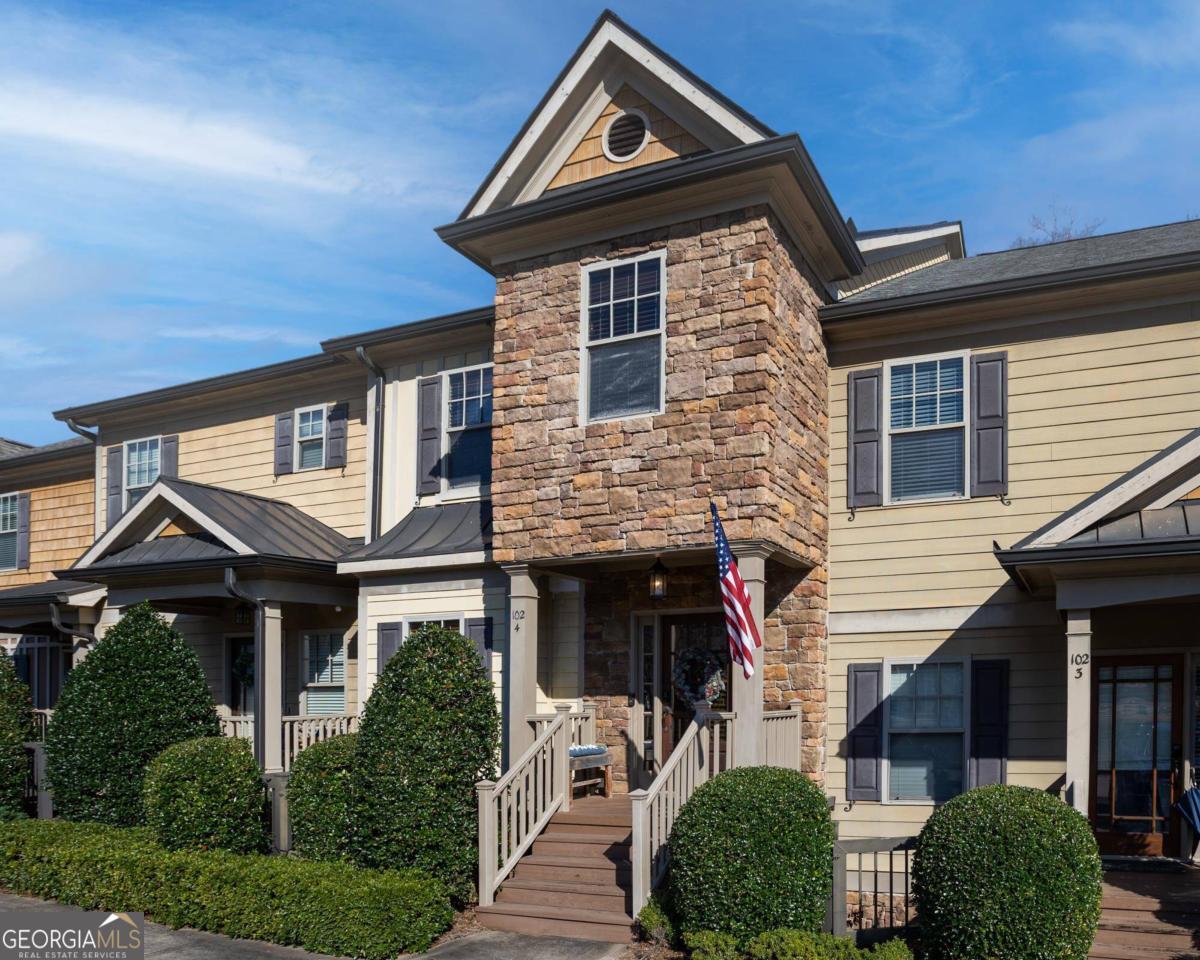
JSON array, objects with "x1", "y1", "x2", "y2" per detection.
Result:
[
  {"x1": 339, "y1": 501, "x2": 491, "y2": 573},
  {"x1": 460, "y1": 10, "x2": 774, "y2": 220},
  {"x1": 73, "y1": 477, "x2": 352, "y2": 573}
]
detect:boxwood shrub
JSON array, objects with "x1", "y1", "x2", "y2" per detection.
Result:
[
  {"x1": 668, "y1": 767, "x2": 833, "y2": 944},
  {"x1": 684, "y1": 928, "x2": 911, "y2": 960},
  {"x1": 46, "y1": 603, "x2": 221, "y2": 825},
  {"x1": 288, "y1": 732, "x2": 356, "y2": 861},
  {"x1": 0, "y1": 819, "x2": 453, "y2": 958},
  {"x1": 0, "y1": 653, "x2": 31, "y2": 821},
  {"x1": 143, "y1": 737, "x2": 266, "y2": 853},
  {"x1": 913, "y1": 784, "x2": 1102, "y2": 960},
  {"x1": 351, "y1": 624, "x2": 499, "y2": 901}
]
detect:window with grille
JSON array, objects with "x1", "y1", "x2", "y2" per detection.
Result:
[
  {"x1": 582, "y1": 252, "x2": 665, "y2": 422},
  {"x1": 303, "y1": 632, "x2": 345, "y2": 714},
  {"x1": 444, "y1": 366, "x2": 492, "y2": 490},
  {"x1": 885, "y1": 355, "x2": 967, "y2": 502},
  {"x1": 886, "y1": 660, "x2": 966, "y2": 803},
  {"x1": 403, "y1": 617, "x2": 463, "y2": 640},
  {"x1": 295, "y1": 406, "x2": 326, "y2": 471},
  {"x1": 124, "y1": 437, "x2": 161, "y2": 508},
  {"x1": 0, "y1": 495, "x2": 17, "y2": 571}
]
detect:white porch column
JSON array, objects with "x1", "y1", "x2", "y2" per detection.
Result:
[
  {"x1": 254, "y1": 600, "x2": 285, "y2": 774},
  {"x1": 1065, "y1": 608, "x2": 1092, "y2": 815},
  {"x1": 504, "y1": 564, "x2": 540, "y2": 767},
  {"x1": 732, "y1": 545, "x2": 769, "y2": 767}
]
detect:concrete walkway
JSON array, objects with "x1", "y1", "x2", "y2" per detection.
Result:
[{"x1": 425, "y1": 930, "x2": 623, "y2": 960}]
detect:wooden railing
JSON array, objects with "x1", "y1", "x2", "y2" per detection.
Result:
[
  {"x1": 476, "y1": 704, "x2": 573, "y2": 907},
  {"x1": 281, "y1": 714, "x2": 357, "y2": 771},
  {"x1": 219, "y1": 715, "x2": 255, "y2": 740},
  {"x1": 30, "y1": 709, "x2": 52, "y2": 742},
  {"x1": 629, "y1": 708, "x2": 735, "y2": 914},
  {"x1": 761, "y1": 704, "x2": 803, "y2": 770},
  {"x1": 527, "y1": 703, "x2": 597, "y2": 747},
  {"x1": 827, "y1": 837, "x2": 917, "y2": 939}
]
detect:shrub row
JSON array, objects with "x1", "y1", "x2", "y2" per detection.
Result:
[
  {"x1": 684, "y1": 928, "x2": 912, "y2": 960},
  {"x1": 0, "y1": 652, "x2": 32, "y2": 822},
  {"x1": 288, "y1": 733, "x2": 356, "y2": 861},
  {"x1": 0, "y1": 819, "x2": 453, "y2": 959}
]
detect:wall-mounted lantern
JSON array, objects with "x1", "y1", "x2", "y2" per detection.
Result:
[{"x1": 649, "y1": 558, "x2": 668, "y2": 600}]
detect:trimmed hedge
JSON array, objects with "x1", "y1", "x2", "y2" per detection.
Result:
[
  {"x1": 0, "y1": 819, "x2": 453, "y2": 958},
  {"x1": 0, "y1": 653, "x2": 31, "y2": 821},
  {"x1": 351, "y1": 624, "x2": 500, "y2": 901},
  {"x1": 684, "y1": 929, "x2": 912, "y2": 960},
  {"x1": 913, "y1": 784, "x2": 1102, "y2": 960},
  {"x1": 46, "y1": 603, "x2": 221, "y2": 825},
  {"x1": 668, "y1": 767, "x2": 833, "y2": 944},
  {"x1": 288, "y1": 733, "x2": 356, "y2": 861},
  {"x1": 143, "y1": 737, "x2": 266, "y2": 853}
]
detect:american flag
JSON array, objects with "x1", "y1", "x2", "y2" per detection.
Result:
[{"x1": 710, "y1": 502, "x2": 761, "y2": 679}]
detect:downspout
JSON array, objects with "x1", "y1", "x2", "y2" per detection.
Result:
[
  {"x1": 49, "y1": 602, "x2": 96, "y2": 656},
  {"x1": 224, "y1": 568, "x2": 265, "y2": 766},
  {"x1": 64, "y1": 419, "x2": 98, "y2": 443},
  {"x1": 353, "y1": 346, "x2": 386, "y2": 542}
]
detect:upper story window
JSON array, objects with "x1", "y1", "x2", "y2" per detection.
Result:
[
  {"x1": 885, "y1": 354, "x2": 966, "y2": 503},
  {"x1": 444, "y1": 365, "x2": 492, "y2": 492},
  {"x1": 295, "y1": 406, "x2": 326, "y2": 471},
  {"x1": 124, "y1": 437, "x2": 161, "y2": 508},
  {"x1": 886, "y1": 660, "x2": 965, "y2": 804},
  {"x1": 0, "y1": 494, "x2": 17, "y2": 571},
  {"x1": 582, "y1": 251, "x2": 665, "y2": 422}
]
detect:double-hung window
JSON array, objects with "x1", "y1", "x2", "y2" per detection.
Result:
[
  {"x1": 444, "y1": 366, "x2": 492, "y2": 491},
  {"x1": 885, "y1": 354, "x2": 967, "y2": 502},
  {"x1": 0, "y1": 494, "x2": 17, "y2": 571},
  {"x1": 302, "y1": 632, "x2": 344, "y2": 714},
  {"x1": 295, "y1": 406, "x2": 326, "y2": 471},
  {"x1": 885, "y1": 660, "x2": 966, "y2": 803},
  {"x1": 403, "y1": 616, "x2": 463, "y2": 640},
  {"x1": 124, "y1": 437, "x2": 161, "y2": 508},
  {"x1": 582, "y1": 251, "x2": 665, "y2": 422}
]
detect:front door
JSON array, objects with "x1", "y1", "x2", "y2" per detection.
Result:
[
  {"x1": 1091, "y1": 655, "x2": 1185, "y2": 857},
  {"x1": 228, "y1": 636, "x2": 255, "y2": 716}
]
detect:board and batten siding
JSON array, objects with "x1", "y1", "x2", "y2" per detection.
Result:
[
  {"x1": 0, "y1": 476, "x2": 94, "y2": 589},
  {"x1": 826, "y1": 297, "x2": 1200, "y2": 840},
  {"x1": 97, "y1": 378, "x2": 368, "y2": 538}
]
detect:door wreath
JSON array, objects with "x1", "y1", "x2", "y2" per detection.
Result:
[{"x1": 672, "y1": 647, "x2": 727, "y2": 706}]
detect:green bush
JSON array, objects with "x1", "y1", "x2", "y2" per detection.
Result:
[
  {"x1": 637, "y1": 889, "x2": 678, "y2": 947},
  {"x1": 668, "y1": 767, "x2": 833, "y2": 943},
  {"x1": 0, "y1": 819, "x2": 453, "y2": 958},
  {"x1": 913, "y1": 784, "x2": 1101, "y2": 960},
  {"x1": 351, "y1": 624, "x2": 499, "y2": 901},
  {"x1": 685, "y1": 931, "x2": 742, "y2": 960},
  {"x1": 0, "y1": 653, "x2": 31, "y2": 821},
  {"x1": 46, "y1": 603, "x2": 220, "y2": 825},
  {"x1": 288, "y1": 733, "x2": 356, "y2": 861},
  {"x1": 143, "y1": 737, "x2": 266, "y2": 853},
  {"x1": 744, "y1": 929, "x2": 912, "y2": 960}
]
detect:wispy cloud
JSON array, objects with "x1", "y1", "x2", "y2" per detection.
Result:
[
  {"x1": 1054, "y1": 1, "x2": 1200, "y2": 69},
  {"x1": 0, "y1": 232, "x2": 39, "y2": 277},
  {"x1": 156, "y1": 324, "x2": 316, "y2": 348}
]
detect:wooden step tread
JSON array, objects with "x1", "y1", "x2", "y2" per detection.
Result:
[
  {"x1": 518, "y1": 853, "x2": 632, "y2": 869},
  {"x1": 478, "y1": 902, "x2": 633, "y2": 925},
  {"x1": 535, "y1": 831, "x2": 631, "y2": 846},
  {"x1": 501, "y1": 875, "x2": 628, "y2": 896},
  {"x1": 1094, "y1": 928, "x2": 1199, "y2": 949},
  {"x1": 1099, "y1": 914, "x2": 1200, "y2": 936}
]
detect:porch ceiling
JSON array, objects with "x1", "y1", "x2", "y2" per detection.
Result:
[{"x1": 514, "y1": 537, "x2": 809, "y2": 579}]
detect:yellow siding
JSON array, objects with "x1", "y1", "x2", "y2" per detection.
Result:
[{"x1": 0, "y1": 475, "x2": 94, "y2": 589}]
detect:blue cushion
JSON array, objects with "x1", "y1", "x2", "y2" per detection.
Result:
[{"x1": 569, "y1": 744, "x2": 608, "y2": 758}]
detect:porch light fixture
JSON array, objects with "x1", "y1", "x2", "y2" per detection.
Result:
[{"x1": 649, "y1": 559, "x2": 668, "y2": 600}]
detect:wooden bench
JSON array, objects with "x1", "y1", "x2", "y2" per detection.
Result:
[{"x1": 569, "y1": 750, "x2": 614, "y2": 798}]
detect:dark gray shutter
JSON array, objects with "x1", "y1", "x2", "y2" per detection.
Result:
[
  {"x1": 326, "y1": 403, "x2": 349, "y2": 469},
  {"x1": 465, "y1": 616, "x2": 493, "y2": 668},
  {"x1": 15, "y1": 493, "x2": 30, "y2": 570},
  {"x1": 377, "y1": 622, "x2": 402, "y2": 674},
  {"x1": 160, "y1": 434, "x2": 179, "y2": 479},
  {"x1": 970, "y1": 659, "x2": 1009, "y2": 787},
  {"x1": 274, "y1": 412, "x2": 294, "y2": 477},
  {"x1": 105, "y1": 445, "x2": 123, "y2": 529},
  {"x1": 847, "y1": 663, "x2": 883, "y2": 802},
  {"x1": 970, "y1": 352, "x2": 1008, "y2": 497},
  {"x1": 847, "y1": 368, "x2": 883, "y2": 508},
  {"x1": 416, "y1": 376, "x2": 442, "y2": 496}
]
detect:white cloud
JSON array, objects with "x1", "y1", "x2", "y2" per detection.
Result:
[
  {"x1": 0, "y1": 80, "x2": 358, "y2": 193},
  {"x1": 1055, "y1": 2, "x2": 1200, "y2": 69},
  {"x1": 156, "y1": 324, "x2": 317, "y2": 348},
  {"x1": 0, "y1": 232, "x2": 40, "y2": 277}
]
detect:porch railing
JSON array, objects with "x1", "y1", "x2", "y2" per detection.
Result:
[
  {"x1": 476, "y1": 704, "x2": 573, "y2": 907},
  {"x1": 629, "y1": 708, "x2": 735, "y2": 914},
  {"x1": 761, "y1": 704, "x2": 803, "y2": 770},
  {"x1": 527, "y1": 702, "x2": 598, "y2": 747},
  {"x1": 31, "y1": 709, "x2": 52, "y2": 742},
  {"x1": 827, "y1": 837, "x2": 917, "y2": 939},
  {"x1": 281, "y1": 714, "x2": 357, "y2": 771},
  {"x1": 219, "y1": 715, "x2": 254, "y2": 740}
]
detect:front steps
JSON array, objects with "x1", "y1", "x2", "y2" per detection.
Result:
[
  {"x1": 476, "y1": 795, "x2": 635, "y2": 943},
  {"x1": 1090, "y1": 867, "x2": 1200, "y2": 959}
]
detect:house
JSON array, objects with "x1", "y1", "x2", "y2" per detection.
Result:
[{"x1": 5, "y1": 7, "x2": 1197, "y2": 945}]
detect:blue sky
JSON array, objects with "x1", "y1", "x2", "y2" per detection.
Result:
[{"x1": 1, "y1": 0, "x2": 1196, "y2": 444}]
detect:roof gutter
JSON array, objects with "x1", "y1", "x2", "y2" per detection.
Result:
[
  {"x1": 64, "y1": 419, "x2": 97, "y2": 442},
  {"x1": 224, "y1": 567, "x2": 267, "y2": 765},
  {"x1": 49, "y1": 602, "x2": 96, "y2": 651},
  {"x1": 354, "y1": 346, "x2": 386, "y2": 542}
]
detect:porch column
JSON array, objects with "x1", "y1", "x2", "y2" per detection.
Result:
[
  {"x1": 254, "y1": 600, "x2": 285, "y2": 774},
  {"x1": 504, "y1": 564, "x2": 540, "y2": 767},
  {"x1": 732, "y1": 545, "x2": 769, "y2": 767},
  {"x1": 1065, "y1": 608, "x2": 1091, "y2": 815}
]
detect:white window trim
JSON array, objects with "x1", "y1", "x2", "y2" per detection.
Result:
[
  {"x1": 293, "y1": 404, "x2": 328, "y2": 473},
  {"x1": 579, "y1": 249, "x2": 668, "y2": 425},
  {"x1": 0, "y1": 491, "x2": 18, "y2": 572},
  {"x1": 300, "y1": 631, "x2": 345, "y2": 715},
  {"x1": 881, "y1": 655, "x2": 972, "y2": 807},
  {"x1": 440, "y1": 363, "x2": 493, "y2": 501},
  {"x1": 402, "y1": 614, "x2": 465, "y2": 640},
  {"x1": 882, "y1": 350, "x2": 971, "y2": 506},
  {"x1": 123, "y1": 435, "x2": 162, "y2": 511}
]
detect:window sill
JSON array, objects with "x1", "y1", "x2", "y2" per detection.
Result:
[
  {"x1": 584, "y1": 408, "x2": 663, "y2": 426},
  {"x1": 876, "y1": 494, "x2": 971, "y2": 509}
]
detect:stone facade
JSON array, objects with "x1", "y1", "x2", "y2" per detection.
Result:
[{"x1": 491, "y1": 205, "x2": 829, "y2": 568}]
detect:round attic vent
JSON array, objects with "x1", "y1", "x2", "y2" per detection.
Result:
[{"x1": 603, "y1": 109, "x2": 650, "y2": 162}]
